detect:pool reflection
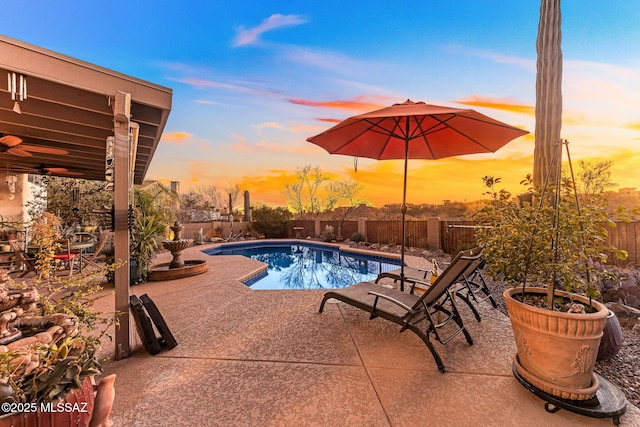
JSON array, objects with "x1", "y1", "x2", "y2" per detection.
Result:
[{"x1": 245, "y1": 244, "x2": 399, "y2": 290}]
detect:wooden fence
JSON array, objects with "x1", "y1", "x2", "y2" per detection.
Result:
[{"x1": 287, "y1": 219, "x2": 640, "y2": 267}]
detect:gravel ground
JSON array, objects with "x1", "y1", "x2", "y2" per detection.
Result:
[{"x1": 348, "y1": 242, "x2": 640, "y2": 408}]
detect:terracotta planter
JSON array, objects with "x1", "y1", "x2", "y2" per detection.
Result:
[
  {"x1": 0, "y1": 376, "x2": 95, "y2": 426},
  {"x1": 504, "y1": 287, "x2": 608, "y2": 400}
]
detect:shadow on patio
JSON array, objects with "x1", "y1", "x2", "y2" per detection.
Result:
[{"x1": 93, "y1": 245, "x2": 640, "y2": 426}]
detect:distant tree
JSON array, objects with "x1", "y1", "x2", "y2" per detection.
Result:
[
  {"x1": 181, "y1": 190, "x2": 206, "y2": 210},
  {"x1": 195, "y1": 185, "x2": 223, "y2": 210},
  {"x1": 577, "y1": 160, "x2": 615, "y2": 197},
  {"x1": 326, "y1": 179, "x2": 369, "y2": 237},
  {"x1": 33, "y1": 177, "x2": 113, "y2": 229},
  {"x1": 284, "y1": 165, "x2": 329, "y2": 219},
  {"x1": 194, "y1": 183, "x2": 242, "y2": 216}
]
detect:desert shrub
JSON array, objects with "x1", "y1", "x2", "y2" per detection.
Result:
[
  {"x1": 351, "y1": 232, "x2": 365, "y2": 243},
  {"x1": 320, "y1": 225, "x2": 336, "y2": 242},
  {"x1": 252, "y1": 205, "x2": 291, "y2": 238}
]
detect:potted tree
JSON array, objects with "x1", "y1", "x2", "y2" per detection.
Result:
[
  {"x1": 475, "y1": 167, "x2": 627, "y2": 401},
  {"x1": 0, "y1": 212, "x2": 118, "y2": 426}
]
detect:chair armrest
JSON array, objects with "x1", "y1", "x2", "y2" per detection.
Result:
[{"x1": 368, "y1": 291, "x2": 415, "y2": 314}]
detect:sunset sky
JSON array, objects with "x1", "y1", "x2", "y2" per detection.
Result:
[{"x1": 3, "y1": 1, "x2": 639, "y2": 207}]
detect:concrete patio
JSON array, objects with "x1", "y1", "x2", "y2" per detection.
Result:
[{"x1": 94, "y1": 244, "x2": 640, "y2": 426}]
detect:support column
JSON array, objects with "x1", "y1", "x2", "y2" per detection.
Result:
[{"x1": 113, "y1": 91, "x2": 131, "y2": 360}]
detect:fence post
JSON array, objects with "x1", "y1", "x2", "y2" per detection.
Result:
[
  {"x1": 427, "y1": 217, "x2": 441, "y2": 250},
  {"x1": 315, "y1": 219, "x2": 321, "y2": 238},
  {"x1": 358, "y1": 217, "x2": 367, "y2": 238}
]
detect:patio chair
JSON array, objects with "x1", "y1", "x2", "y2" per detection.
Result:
[
  {"x1": 53, "y1": 239, "x2": 77, "y2": 277},
  {"x1": 319, "y1": 250, "x2": 480, "y2": 373},
  {"x1": 80, "y1": 235, "x2": 107, "y2": 269},
  {"x1": 374, "y1": 247, "x2": 493, "y2": 321},
  {"x1": 8, "y1": 239, "x2": 38, "y2": 278}
]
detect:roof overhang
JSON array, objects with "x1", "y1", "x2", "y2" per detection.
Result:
[{"x1": 0, "y1": 35, "x2": 172, "y2": 184}]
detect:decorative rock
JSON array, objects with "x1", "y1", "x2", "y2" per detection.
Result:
[{"x1": 606, "y1": 302, "x2": 640, "y2": 330}]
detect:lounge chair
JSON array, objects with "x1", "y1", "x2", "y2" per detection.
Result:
[
  {"x1": 319, "y1": 250, "x2": 480, "y2": 373},
  {"x1": 8, "y1": 239, "x2": 38, "y2": 278},
  {"x1": 455, "y1": 255, "x2": 498, "y2": 313},
  {"x1": 374, "y1": 247, "x2": 495, "y2": 322}
]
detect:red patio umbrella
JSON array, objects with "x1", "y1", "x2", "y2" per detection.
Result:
[{"x1": 307, "y1": 99, "x2": 528, "y2": 290}]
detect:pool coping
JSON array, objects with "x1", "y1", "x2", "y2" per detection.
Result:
[{"x1": 202, "y1": 238, "x2": 402, "y2": 261}]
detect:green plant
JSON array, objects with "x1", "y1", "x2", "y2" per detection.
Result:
[
  {"x1": 0, "y1": 212, "x2": 118, "y2": 408},
  {"x1": 320, "y1": 225, "x2": 336, "y2": 242},
  {"x1": 475, "y1": 170, "x2": 627, "y2": 310},
  {"x1": 251, "y1": 204, "x2": 291, "y2": 238},
  {"x1": 351, "y1": 232, "x2": 365, "y2": 243},
  {"x1": 130, "y1": 184, "x2": 178, "y2": 280}
]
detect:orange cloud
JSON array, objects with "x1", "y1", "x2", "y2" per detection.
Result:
[
  {"x1": 161, "y1": 132, "x2": 192, "y2": 144},
  {"x1": 288, "y1": 97, "x2": 386, "y2": 113},
  {"x1": 316, "y1": 118, "x2": 341, "y2": 124},
  {"x1": 229, "y1": 137, "x2": 325, "y2": 155},
  {"x1": 457, "y1": 95, "x2": 534, "y2": 116}
]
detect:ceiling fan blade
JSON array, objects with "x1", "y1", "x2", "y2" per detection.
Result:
[
  {"x1": 44, "y1": 167, "x2": 84, "y2": 177},
  {"x1": 62, "y1": 171, "x2": 84, "y2": 177},
  {"x1": 0, "y1": 135, "x2": 23, "y2": 147},
  {"x1": 21, "y1": 145, "x2": 69, "y2": 155},
  {"x1": 6, "y1": 147, "x2": 32, "y2": 157}
]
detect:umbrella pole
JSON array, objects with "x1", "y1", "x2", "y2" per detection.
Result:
[{"x1": 400, "y1": 137, "x2": 409, "y2": 292}]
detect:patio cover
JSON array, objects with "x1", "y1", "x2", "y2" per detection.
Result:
[{"x1": 0, "y1": 35, "x2": 172, "y2": 359}]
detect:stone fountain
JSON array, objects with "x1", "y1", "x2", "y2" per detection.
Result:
[
  {"x1": 165, "y1": 222, "x2": 192, "y2": 268},
  {"x1": 148, "y1": 221, "x2": 208, "y2": 281}
]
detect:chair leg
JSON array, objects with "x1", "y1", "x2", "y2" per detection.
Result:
[
  {"x1": 457, "y1": 292, "x2": 482, "y2": 322},
  {"x1": 406, "y1": 323, "x2": 446, "y2": 373}
]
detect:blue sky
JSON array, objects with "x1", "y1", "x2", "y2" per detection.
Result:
[{"x1": 2, "y1": 1, "x2": 639, "y2": 205}]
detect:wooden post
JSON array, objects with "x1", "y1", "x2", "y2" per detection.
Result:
[
  {"x1": 427, "y1": 217, "x2": 441, "y2": 250},
  {"x1": 113, "y1": 91, "x2": 131, "y2": 360},
  {"x1": 358, "y1": 217, "x2": 367, "y2": 238}
]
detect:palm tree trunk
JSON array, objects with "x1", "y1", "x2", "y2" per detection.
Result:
[{"x1": 533, "y1": 0, "x2": 563, "y2": 188}]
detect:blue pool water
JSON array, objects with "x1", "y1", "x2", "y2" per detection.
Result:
[{"x1": 204, "y1": 241, "x2": 401, "y2": 290}]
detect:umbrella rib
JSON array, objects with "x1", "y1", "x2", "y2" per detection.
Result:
[
  {"x1": 365, "y1": 117, "x2": 407, "y2": 158},
  {"x1": 426, "y1": 114, "x2": 497, "y2": 152}
]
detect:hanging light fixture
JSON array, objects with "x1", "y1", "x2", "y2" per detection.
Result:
[{"x1": 6, "y1": 174, "x2": 17, "y2": 200}]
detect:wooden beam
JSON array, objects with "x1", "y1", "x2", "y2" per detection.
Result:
[{"x1": 113, "y1": 96, "x2": 131, "y2": 360}]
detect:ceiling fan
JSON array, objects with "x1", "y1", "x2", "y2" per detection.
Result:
[
  {"x1": 0, "y1": 135, "x2": 69, "y2": 157},
  {"x1": 34, "y1": 163, "x2": 84, "y2": 177},
  {"x1": 5, "y1": 162, "x2": 84, "y2": 177}
]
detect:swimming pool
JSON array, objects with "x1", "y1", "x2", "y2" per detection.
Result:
[{"x1": 204, "y1": 241, "x2": 401, "y2": 290}]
